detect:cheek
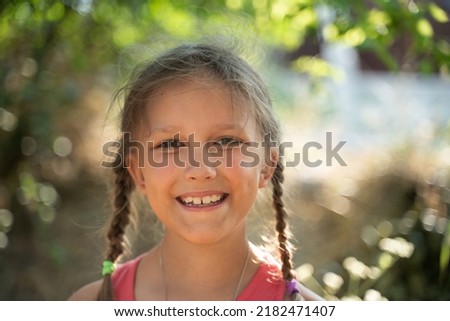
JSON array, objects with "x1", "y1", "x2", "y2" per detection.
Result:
[
  {"x1": 219, "y1": 146, "x2": 263, "y2": 168},
  {"x1": 224, "y1": 148, "x2": 263, "y2": 182},
  {"x1": 144, "y1": 148, "x2": 189, "y2": 170},
  {"x1": 141, "y1": 159, "x2": 179, "y2": 195}
]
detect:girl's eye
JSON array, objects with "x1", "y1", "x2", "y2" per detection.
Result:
[
  {"x1": 215, "y1": 137, "x2": 243, "y2": 147},
  {"x1": 158, "y1": 140, "x2": 184, "y2": 149}
]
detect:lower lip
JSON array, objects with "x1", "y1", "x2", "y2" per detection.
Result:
[{"x1": 176, "y1": 195, "x2": 228, "y2": 211}]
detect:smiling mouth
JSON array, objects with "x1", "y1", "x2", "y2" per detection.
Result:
[{"x1": 176, "y1": 193, "x2": 229, "y2": 208}]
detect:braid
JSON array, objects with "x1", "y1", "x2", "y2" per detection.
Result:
[
  {"x1": 98, "y1": 144, "x2": 135, "y2": 300},
  {"x1": 271, "y1": 161, "x2": 295, "y2": 281}
]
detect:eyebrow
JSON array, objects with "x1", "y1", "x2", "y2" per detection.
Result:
[
  {"x1": 147, "y1": 126, "x2": 178, "y2": 136},
  {"x1": 147, "y1": 123, "x2": 245, "y2": 136}
]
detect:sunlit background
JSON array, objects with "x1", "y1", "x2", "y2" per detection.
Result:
[{"x1": 1, "y1": 0, "x2": 449, "y2": 300}]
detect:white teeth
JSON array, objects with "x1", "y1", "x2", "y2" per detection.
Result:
[
  {"x1": 203, "y1": 195, "x2": 211, "y2": 204},
  {"x1": 181, "y1": 194, "x2": 224, "y2": 205}
]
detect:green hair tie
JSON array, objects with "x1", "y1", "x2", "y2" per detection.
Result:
[{"x1": 102, "y1": 260, "x2": 116, "y2": 276}]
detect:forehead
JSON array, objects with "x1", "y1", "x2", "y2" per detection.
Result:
[{"x1": 142, "y1": 78, "x2": 258, "y2": 137}]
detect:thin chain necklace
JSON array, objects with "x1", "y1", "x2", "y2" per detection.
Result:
[{"x1": 159, "y1": 243, "x2": 250, "y2": 300}]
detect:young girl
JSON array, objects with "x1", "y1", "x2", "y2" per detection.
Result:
[{"x1": 69, "y1": 43, "x2": 321, "y2": 301}]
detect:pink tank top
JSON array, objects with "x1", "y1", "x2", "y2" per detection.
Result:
[{"x1": 111, "y1": 255, "x2": 286, "y2": 300}]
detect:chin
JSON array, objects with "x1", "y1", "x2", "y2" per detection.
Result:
[{"x1": 182, "y1": 233, "x2": 227, "y2": 245}]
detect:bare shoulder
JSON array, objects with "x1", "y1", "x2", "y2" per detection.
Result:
[{"x1": 68, "y1": 280, "x2": 103, "y2": 301}]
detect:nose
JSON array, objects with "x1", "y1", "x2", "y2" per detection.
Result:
[{"x1": 184, "y1": 147, "x2": 217, "y2": 181}]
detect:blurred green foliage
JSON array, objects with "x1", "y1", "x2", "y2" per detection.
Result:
[
  {"x1": 0, "y1": 0, "x2": 449, "y2": 300},
  {"x1": 302, "y1": 172, "x2": 450, "y2": 300}
]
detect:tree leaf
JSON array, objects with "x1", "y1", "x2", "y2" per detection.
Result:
[
  {"x1": 429, "y1": 3, "x2": 449, "y2": 23},
  {"x1": 416, "y1": 18, "x2": 434, "y2": 38}
]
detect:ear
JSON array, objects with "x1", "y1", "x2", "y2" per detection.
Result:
[
  {"x1": 126, "y1": 152, "x2": 146, "y2": 191},
  {"x1": 258, "y1": 150, "x2": 278, "y2": 188}
]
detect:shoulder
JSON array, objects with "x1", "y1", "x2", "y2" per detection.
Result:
[
  {"x1": 249, "y1": 245, "x2": 324, "y2": 301},
  {"x1": 68, "y1": 254, "x2": 145, "y2": 301},
  {"x1": 67, "y1": 279, "x2": 103, "y2": 301}
]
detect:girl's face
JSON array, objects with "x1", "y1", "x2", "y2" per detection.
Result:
[{"x1": 127, "y1": 78, "x2": 273, "y2": 245}]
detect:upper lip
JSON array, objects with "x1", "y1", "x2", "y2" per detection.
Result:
[{"x1": 177, "y1": 191, "x2": 226, "y2": 198}]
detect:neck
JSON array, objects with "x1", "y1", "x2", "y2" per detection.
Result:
[{"x1": 159, "y1": 233, "x2": 253, "y2": 300}]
